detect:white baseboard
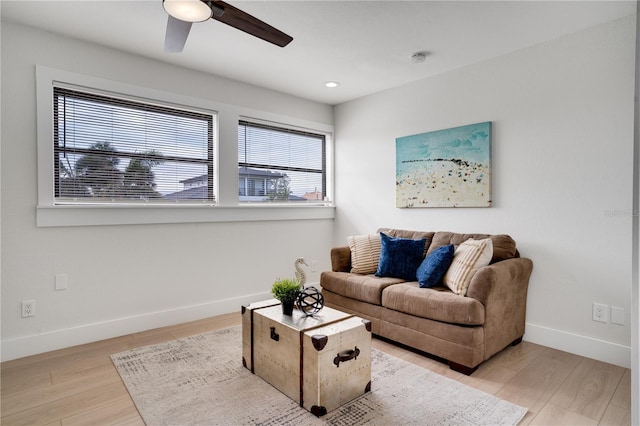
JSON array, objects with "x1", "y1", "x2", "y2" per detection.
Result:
[
  {"x1": 6, "y1": 302, "x2": 627, "y2": 367},
  {"x1": 1, "y1": 292, "x2": 271, "y2": 362},
  {"x1": 524, "y1": 322, "x2": 631, "y2": 369}
]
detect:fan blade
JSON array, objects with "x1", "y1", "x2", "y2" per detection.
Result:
[
  {"x1": 165, "y1": 15, "x2": 192, "y2": 53},
  {"x1": 208, "y1": 1, "x2": 293, "y2": 47}
]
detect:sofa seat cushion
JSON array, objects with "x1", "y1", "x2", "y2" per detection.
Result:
[
  {"x1": 320, "y1": 271, "x2": 404, "y2": 305},
  {"x1": 381, "y1": 282, "x2": 485, "y2": 325}
]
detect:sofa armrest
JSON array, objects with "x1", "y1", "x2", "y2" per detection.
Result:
[
  {"x1": 466, "y1": 258, "x2": 532, "y2": 305},
  {"x1": 331, "y1": 246, "x2": 352, "y2": 272},
  {"x1": 465, "y1": 258, "x2": 534, "y2": 358}
]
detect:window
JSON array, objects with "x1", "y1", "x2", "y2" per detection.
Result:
[
  {"x1": 36, "y1": 66, "x2": 334, "y2": 226},
  {"x1": 238, "y1": 120, "x2": 326, "y2": 203},
  {"x1": 53, "y1": 87, "x2": 215, "y2": 204}
]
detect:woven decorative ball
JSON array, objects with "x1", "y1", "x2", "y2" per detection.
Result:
[{"x1": 296, "y1": 286, "x2": 324, "y2": 316}]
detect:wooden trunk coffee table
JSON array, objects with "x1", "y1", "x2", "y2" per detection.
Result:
[{"x1": 241, "y1": 299, "x2": 372, "y2": 417}]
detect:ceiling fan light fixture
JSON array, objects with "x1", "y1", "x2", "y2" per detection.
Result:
[{"x1": 163, "y1": 0, "x2": 212, "y2": 23}]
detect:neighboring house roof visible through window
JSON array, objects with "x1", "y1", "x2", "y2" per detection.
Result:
[
  {"x1": 163, "y1": 186, "x2": 211, "y2": 201},
  {"x1": 164, "y1": 167, "x2": 292, "y2": 201}
]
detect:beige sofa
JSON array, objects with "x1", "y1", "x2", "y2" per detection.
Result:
[{"x1": 320, "y1": 228, "x2": 533, "y2": 375}]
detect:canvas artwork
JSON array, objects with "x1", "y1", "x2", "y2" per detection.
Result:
[{"x1": 396, "y1": 122, "x2": 491, "y2": 208}]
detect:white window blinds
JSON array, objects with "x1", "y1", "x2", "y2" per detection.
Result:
[
  {"x1": 53, "y1": 87, "x2": 215, "y2": 204},
  {"x1": 238, "y1": 120, "x2": 326, "y2": 203}
]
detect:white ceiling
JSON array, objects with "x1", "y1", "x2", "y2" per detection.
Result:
[{"x1": 1, "y1": 0, "x2": 635, "y2": 105}]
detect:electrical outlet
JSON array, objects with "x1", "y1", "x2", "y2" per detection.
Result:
[
  {"x1": 592, "y1": 302, "x2": 608, "y2": 323},
  {"x1": 22, "y1": 300, "x2": 35, "y2": 318},
  {"x1": 311, "y1": 260, "x2": 317, "y2": 272}
]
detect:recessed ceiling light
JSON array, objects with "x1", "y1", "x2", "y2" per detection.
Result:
[
  {"x1": 324, "y1": 81, "x2": 340, "y2": 88},
  {"x1": 411, "y1": 52, "x2": 428, "y2": 64}
]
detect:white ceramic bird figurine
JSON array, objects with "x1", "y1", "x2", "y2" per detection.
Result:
[{"x1": 295, "y1": 257, "x2": 308, "y2": 286}]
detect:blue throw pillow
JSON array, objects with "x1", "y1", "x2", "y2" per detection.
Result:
[
  {"x1": 375, "y1": 233, "x2": 426, "y2": 281},
  {"x1": 417, "y1": 244, "x2": 455, "y2": 288}
]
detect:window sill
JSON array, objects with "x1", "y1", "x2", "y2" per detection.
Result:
[{"x1": 36, "y1": 204, "x2": 336, "y2": 227}]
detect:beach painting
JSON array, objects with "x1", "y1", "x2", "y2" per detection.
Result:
[{"x1": 396, "y1": 122, "x2": 491, "y2": 208}]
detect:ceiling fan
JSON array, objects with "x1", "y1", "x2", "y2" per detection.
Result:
[{"x1": 163, "y1": 0, "x2": 293, "y2": 53}]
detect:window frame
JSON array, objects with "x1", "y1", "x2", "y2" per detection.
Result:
[
  {"x1": 238, "y1": 118, "x2": 328, "y2": 205},
  {"x1": 52, "y1": 86, "x2": 216, "y2": 205},
  {"x1": 36, "y1": 66, "x2": 335, "y2": 227}
]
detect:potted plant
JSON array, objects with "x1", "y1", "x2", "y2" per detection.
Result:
[{"x1": 271, "y1": 278, "x2": 301, "y2": 315}]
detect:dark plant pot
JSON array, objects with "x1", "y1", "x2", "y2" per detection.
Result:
[{"x1": 282, "y1": 300, "x2": 295, "y2": 316}]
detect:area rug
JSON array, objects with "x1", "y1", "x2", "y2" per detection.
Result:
[{"x1": 111, "y1": 326, "x2": 527, "y2": 425}]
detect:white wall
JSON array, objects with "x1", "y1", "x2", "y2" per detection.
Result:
[
  {"x1": 2, "y1": 13, "x2": 636, "y2": 371},
  {"x1": 0, "y1": 22, "x2": 334, "y2": 361},
  {"x1": 333, "y1": 16, "x2": 636, "y2": 368},
  {"x1": 631, "y1": 4, "x2": 639, "y2": 424}
]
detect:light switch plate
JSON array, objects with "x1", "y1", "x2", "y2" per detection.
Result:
[
  {"x1": 611, "y1": 306, "x2": 624, "y2": 325},
  {"x1": 55, "y1": 274, "x2": 68, "y2": 290}
]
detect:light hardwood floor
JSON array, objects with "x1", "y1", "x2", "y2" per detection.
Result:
[{"x1": 1, "y1": 312, "x2": 631, "y2": 425}]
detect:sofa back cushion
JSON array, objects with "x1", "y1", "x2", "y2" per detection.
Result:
[{"x1": 429, "y1": 232, "x2": 517, "y2": 263}]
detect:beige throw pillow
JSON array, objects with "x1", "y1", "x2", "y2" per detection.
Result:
[
  {"x1": 443, "y1": 238, "x2": 493, "y2": 296},
  {"x1": 348, "y1": 234, "x2": 382, "y2": 274}
]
